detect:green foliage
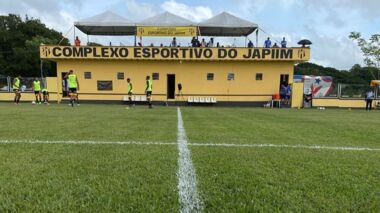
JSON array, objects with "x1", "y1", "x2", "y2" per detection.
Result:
[
  {"x1": 349, "y1": 32, "x2": 380, "y2": 79},
  {"x1": 0, "y1": 14, "x2": 69, "y2": 77},
  {"x1": 295, "y1": 62, "x2": 376, "y2": 85}
]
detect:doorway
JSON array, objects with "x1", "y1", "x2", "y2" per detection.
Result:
[
  {"x1": 167, "y1": 74, "x2": 175, "y2": 99},
  {"x1": 280, "y1": 74, "x2": 289, "y2": 87}
]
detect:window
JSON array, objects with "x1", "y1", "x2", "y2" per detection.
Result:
[
  {"x1": 152, "y1": 73, "x2": 159, "y2": 80},
  {"x1": 84, "y1": 72, "x2": 91, "y2": 79},
  {"x1": 207, "y1": 73, "x2": 214, "y2": 80},
  {"x1": 117, "y1": 72, "x2": 124, "y2": 80},
  {"x1": 256, "y1": 73, "x2": 263, "y2": 81},
  {"x1": 97, "y1": 81, "x2": 113, "y2": 91},
  {"x1": 227, "y1": 73, "x2": 235, "y2": 81}
]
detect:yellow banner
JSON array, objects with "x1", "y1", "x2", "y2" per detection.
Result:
[
  {"x1": 136, "y1": 26, "x2": 197, "y2": 37},
  {"x1": 40, "y1": 46, "x2": 310, "y2": 62}
]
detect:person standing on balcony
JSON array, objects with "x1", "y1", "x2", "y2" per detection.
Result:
[
  {"x1": 248, "y1": 40, "x2": 254, "y2": 48},
  {"x1": 208, "y1": 38, "x2": 214, "y2": 47},
  {"x1": 264, "y1": 37, "x2": 272, "y2": 48},
  {"x1": 191, "y1": 37, "x2": 197, "y2": 47},
  {"x1": 281, "y1": 37, "x2": 287, "y2": 48},
  {"x1": 200, "y1": 38, "x2": 207, "y2": 47},
  {"x1": 170, "y1": 37, "x2": 177, "y2": 47},
  {"x1": 75, "y1": 36, "x2": 81, "y2": 47}
]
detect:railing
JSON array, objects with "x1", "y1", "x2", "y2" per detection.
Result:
[
  {"x1": 0, "y1": 77, "x2": 47, "y2": 92},
  {"x1": 314, "y1": 83, "x2": 378, "y2": 99}
]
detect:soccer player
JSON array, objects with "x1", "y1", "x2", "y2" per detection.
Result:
[
  {"x1": 145, "y1": 76, "x2": 153, "y2": 108},
  {"x1": 12, "y1": 75, "x2": 21, "y2": 105},
  {"x1": 42, "y1": 88, "x2": 49, "y2": 104},
  {"x1": 127, "y1": 78, "x2": 134, "y2": 107},
  {"x1": 32, "y1": 78, "x2": 42, "y2": 104},
  {"x1": 64, "y1": 70, "x2": 79, "y2": 107}
]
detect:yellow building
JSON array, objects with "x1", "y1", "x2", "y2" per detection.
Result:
[
  {"x1": 40, "y1": 45, "x2": 310, "y2": 105},
  {"x1": 36, "y1": 11, "x2": 310, "y2": 105}
]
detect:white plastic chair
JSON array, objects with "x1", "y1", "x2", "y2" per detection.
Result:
[{"x1": 188, "y1": 96, "x2": 194, "y2": 103}]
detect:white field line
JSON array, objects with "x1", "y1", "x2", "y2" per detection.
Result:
[
  {"x1": 176, "y1": 108, "x2": 203, "y2": 213},
  {"x1": 0, "y1": 139, "x2": 177, "y2": 146},
  {"x1": 188, "y1": 143, "x2": 380, "y2": 151},
  {"x1": 0, "y1": 140, "x2": 379, "y2": 152}
]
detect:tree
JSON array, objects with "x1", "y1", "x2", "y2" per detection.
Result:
[
  {"x1": 349, "y1": 32, "x2": 380, "y2": 79},
  {"x1": 0, "y1": 14, "x2": 69, "y2": 77}
]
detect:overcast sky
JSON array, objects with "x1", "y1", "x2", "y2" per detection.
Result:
[{"x1": 1, "y1": 0, "x2": 380, "y2": 70}]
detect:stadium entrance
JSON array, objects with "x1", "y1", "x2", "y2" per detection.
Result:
[{"x1": 167, "y1": 74, "x2": 176, "y2": 99}]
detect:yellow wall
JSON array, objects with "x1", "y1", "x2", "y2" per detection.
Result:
[
  {"x1": 291, "y1": 82, "x2": 304, "y2": 108},
  {"x1": 313, "y1": 98, "x2": 378, "y2": 108},
  {"x1": 56, "y1": 60, "x2": 295, "y2": 102},
  {"x1": 0, "y1": 77, "x2": 58, "y2": 102}
]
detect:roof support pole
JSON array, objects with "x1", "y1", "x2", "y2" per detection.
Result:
[
  {"x1": 87, "y1": 35, "x2": 89, "y2": 45},
  {"x1": 256, "y1": 29, "x2": 259, "y2": 47}
]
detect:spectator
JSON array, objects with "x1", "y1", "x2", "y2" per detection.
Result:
[
  {"x1": 281, "y1": 37, "x2": 287, "y2": 48},
  {"x1": 208, "y1": 38, "x2": 214, "y2": 47},
  {"x1": 74, "y1": 36, "x2": 81, "y2": 46},
  {"x1": 273, "y1": 43, "x2": 279, "y2": 48},
  {"x1": 170, "y1": 37, "x2": 177, "y2": 47},
  {"x1": 280, "y1": 84, "x2": 287, "y2": 101},
  {"x1": 200, "y1": 38, "x2": 207, "y2": 47},
  {"x1": 138, "y1": 42, "x2": 142, "y2": 47},
  {"x1": 149, "y1": 43, "x2": 154, "y2": 47},
  {"x1": 216, "y1": 42, "x2": 220, "y2": 48},
  {"x1": 248, "y1": 40, "x2": 254, "y2": 48},
  {"x1": 264, "y1": 37, "x2": 271, "y2": 48},
  {"x1": 286, "y1": 85, "x2": 292, "y2": 105},
  {"x1": 160, "y1": 43, "x2": 164, "y2": 47},
  {"x1": 191, "y1": 37, "x2": 198, "y2": 47},
  {"x1": 365, "y1": 90, "x2": 374, "y2": 110}
]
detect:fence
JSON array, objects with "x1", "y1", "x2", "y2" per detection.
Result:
[
  {"x1": 312, "y1": 83, "x2": 378, "y2": 99},
  {"x1": 0, "y1": 77, "x2": 47, "y2": 92}
]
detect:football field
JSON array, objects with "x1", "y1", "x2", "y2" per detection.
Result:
[{"x1": 0, "y1": 103, "x2": 379, "y2": 212}]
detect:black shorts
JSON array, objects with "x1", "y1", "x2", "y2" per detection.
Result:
[
  {"x1": 146, "y1": 91, "x2": 152, "y2": 96},
  {"x1": 128, "y1": 92, "x2": 133, "y2": 96},
  {"x1": 69, "y1": 88, "x2": 77, "y2": 93},
  {"x1": 13, "y1": 89, "x2": 20, "y2": 92},
  {"x1": 43, "y1": 91, "x2": 49, "y2": 96},
  {"x1": 34, "y1": 91, "x2": 41, "y2": 95}
]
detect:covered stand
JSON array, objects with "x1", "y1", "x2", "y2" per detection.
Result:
[
  {"x1": 137, "y1": 11, "x2": 195, "y2": 27},
  {"x1": 74, "y1": 11, "x2": 135, "y2": 36}
]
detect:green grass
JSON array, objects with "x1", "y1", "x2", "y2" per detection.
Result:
[
  {"x1": 191, "y1": 147, "x2": 380, "y2": 212},
  {"x1": 0, "y1": 103, "x2": 176, "y2": 142},
  {"x1": 0, "y1": 103, "x2": 379, "y2": 212},
  {"x1": 181, "y1": 107, "x2": 380, "y2": 148},
  {"x1": 0, "y1": 144, "x2": 179, "y2": 212}
]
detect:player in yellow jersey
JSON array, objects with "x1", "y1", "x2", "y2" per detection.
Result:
[
  {"x1": 12, "y1": 75, "x2": 21, "y2": 105},
  {"x1": 145, "y1": 76, "x2": 153, "y2": 108},
  {"x1": 127, "y1": 78, "x2": 134, "y2": 108},
  {"x1": 64, "y1": 70, "x2": 80, "y2": 107},
  {"x1": 32, "y1": 78, "x2": 42, "y2": 104}
]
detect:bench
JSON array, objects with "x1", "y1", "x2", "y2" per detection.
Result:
[
  {"x1": 123, "y1": 95, "x2": 149, "y2": 102},
  {"x1": 187, "y1": 96, "x2": 217, "y2": 105}
]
